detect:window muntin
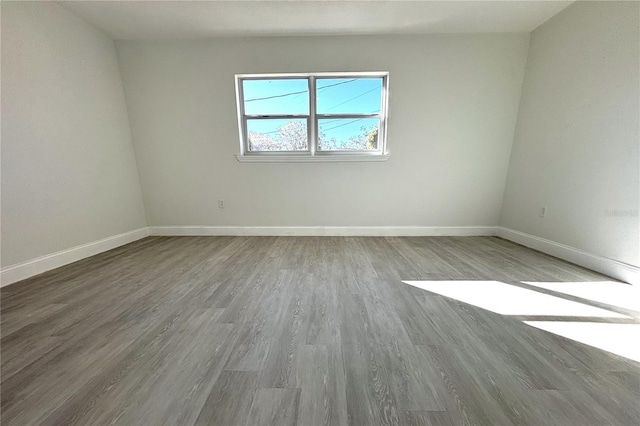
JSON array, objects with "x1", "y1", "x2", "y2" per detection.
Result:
[{"x1": 236, "y1": 73, "x2": 388, "y2": 157}]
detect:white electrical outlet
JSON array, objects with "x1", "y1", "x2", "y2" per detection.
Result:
[
  {"x1": 540, "y1": 207, "x2": 547, "y2": 218},
  {"x1": 218, "y1": 200, "x2": 224, "y2": 209}
]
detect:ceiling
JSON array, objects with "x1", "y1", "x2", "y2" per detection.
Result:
[{"x1": 59, "y1": 0, "x2": 574, "y2": 40}]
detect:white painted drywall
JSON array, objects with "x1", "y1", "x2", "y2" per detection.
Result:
[
  {"x1": 500, "y1": 1, "x2": 639, "y2": 267},
  {"x1": 115, "y1": 34, "x2": 529, "y2": 227},
  {"x1": 1, "y1": 1, "x2": 147, "y2": 267}
]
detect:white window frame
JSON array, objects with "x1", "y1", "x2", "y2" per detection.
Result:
[{"x1": 235, "y1": 72, "x2": 390, "y2": 162}]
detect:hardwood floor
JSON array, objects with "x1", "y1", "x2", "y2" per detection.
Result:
[{"x1": 1, "y1": 236, "x2": 638, "y2": 425}]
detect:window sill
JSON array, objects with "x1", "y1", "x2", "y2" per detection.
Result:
[{"x1": 235, "y1": 154, "x2": 390, "y2": 163}]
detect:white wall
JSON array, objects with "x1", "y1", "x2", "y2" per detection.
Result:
[
  {"x1": 116, "y1": 34, "x2": 529, "y2": 228},
  {"x1": 1, "y1": 1, "x2": 147, "y2": 268},
  {"x1": 501, "y1": 1, "x2": 639, "y2": 267}
]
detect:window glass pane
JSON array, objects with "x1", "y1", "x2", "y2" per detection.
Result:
[
  {"x1": 247, "y1": 119, "x2": 308, "y2": 151},
  {"x1": 316, "y1": 78, "x2": 382, "y2": 114},
  {"x1": 318, "y1": 118, "x2": 379, "y2": 151},
  {"x1": 243, "y1": 79, "x2": 309, "y2": 115}
]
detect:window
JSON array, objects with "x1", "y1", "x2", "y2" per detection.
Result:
[{"x1": 235, "y1": 72, "x2": 389, "y2": 161}]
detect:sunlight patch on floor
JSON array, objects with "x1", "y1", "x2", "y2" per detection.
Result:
[
  {"x1": 522, "y1": 281, "x2": 640, "y2": 312},
  {"x1": 402, "y1": 280, "x2": 627, "y2": 318},
  {"x1": 524, "y1": 321, "x2": 640, "y2": 363},
  {"x1": 402, "y1": 280, "x2": 639, "y2": 362}
]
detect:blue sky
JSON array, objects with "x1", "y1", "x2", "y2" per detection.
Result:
[{"x1": 243, "y1": 78, "x2": 382, "y2": 148}]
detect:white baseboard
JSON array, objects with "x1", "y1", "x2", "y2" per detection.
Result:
[
  {"x1": 4, "y1": 225, "x2": 635, "y2": 288},
  {"x1": 0, "y1": 228, "x2": 150, "y2": 288},
  {"x1": 147, "y1": 226, "x2": 497, "y2": 237},
  {"x1": 496, "y1": 227, "x2": 639, "y2": 285}
]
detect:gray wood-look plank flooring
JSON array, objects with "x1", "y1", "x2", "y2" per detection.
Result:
[{"x1": 1, "y1": 236, "x2": 638, "y2": 425}]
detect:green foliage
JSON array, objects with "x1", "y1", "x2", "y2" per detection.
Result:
[{"x1": 366, "y1": 126, "x2": 379, "y2": 150}]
